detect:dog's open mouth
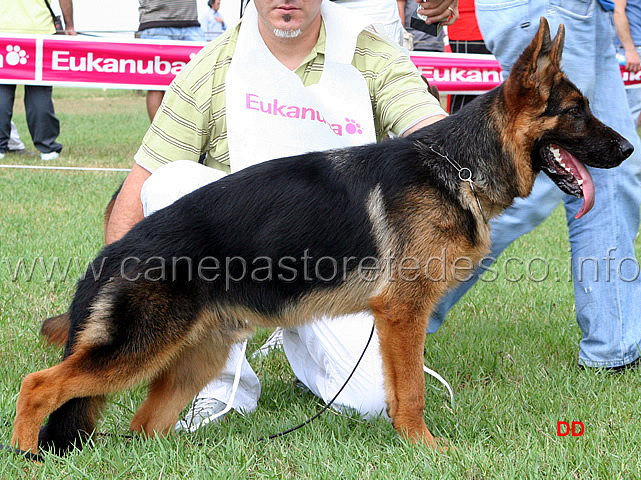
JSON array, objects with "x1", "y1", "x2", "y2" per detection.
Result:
[{"x1": 540, "y1": 144, "x2": 595, "y2": 219}]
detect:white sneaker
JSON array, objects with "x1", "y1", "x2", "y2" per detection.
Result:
[
  {"x1": 251, "y1": 327, "x2": 284, "y2": 359},
  {"x1": 40, "y1": 151, "x2": 60, "y2": 161},
  {"x1": 175, "y1": 397, "x2": 229, "y2": 433},
  {"x1": 0, "y1": 151, "x2": 5, "y2": 160}
]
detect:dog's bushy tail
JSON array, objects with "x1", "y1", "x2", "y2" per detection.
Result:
[
  {"x1": 39, "y1": 183, "x2": 122, "y2": 351},
  {"x1": 38, "y1": 396, "x2": 106, "y2": 455},
  {"x1": 40, "y1": 313, "x2": 71, "y2": 348}
]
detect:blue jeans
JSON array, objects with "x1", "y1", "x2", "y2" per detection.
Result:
[
  {"x1": 430, "y1": 0, "x2": 641, "y2": 368},
  {"x1": 138, "y1": 26, "x2": 205, "y2": 42}
]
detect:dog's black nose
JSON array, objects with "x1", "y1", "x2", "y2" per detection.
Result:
[{"x1": 620, "y1": 138, "x2": 634, "y2": 159}]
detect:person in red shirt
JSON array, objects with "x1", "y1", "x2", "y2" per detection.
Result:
[{"x1": 446, "y1": 0, "x2": 489, "y2": 113}]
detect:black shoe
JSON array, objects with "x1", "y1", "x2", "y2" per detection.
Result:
[
  {"x1": 607, "y1": 357, "x2": 641, "y2": 373},
  {"x1": 579, "y1": 357, "x2": 640, "y2": 373},
  {"x1": 7, "y1": 149, "x2": 37, "y2": 158}
]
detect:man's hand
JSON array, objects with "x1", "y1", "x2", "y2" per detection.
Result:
[
  {"x1": 624, "y1": 49, "x2": 641, "y2": 73},
  {"x1": 415, "y1": 0, "x2": 458, "y2": 26}
]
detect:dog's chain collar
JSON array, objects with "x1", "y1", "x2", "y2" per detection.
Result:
[{"x1": 429, "y1": 145, "x2": 489, "y2": 224}]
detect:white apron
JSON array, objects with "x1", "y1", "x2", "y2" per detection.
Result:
[{"x1": 226, "y1": 0, "x2": 376, "y2": 172}]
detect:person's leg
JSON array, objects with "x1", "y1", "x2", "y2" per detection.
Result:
[
  {"x1": 141, "y1": 160, "x2": 227, "y2": 215},
  {"x1": 283, "y1": 313, "x2": 388, "y2": 419},
  {"x1": 23, "y1": 85, "x2": 62, "y2": 155},
  {"x1": 139, "y1": 27, "x2": 204, "y2": 121},
  {"x1": 0, "y1": 84, "x2": 17, "y2": 154},
  {"x1": 138, "y1": 28, "x2": 179, "y2": 122},
  {"x1": 625, "y1": 86, "x2": 641, "y2": 127},
  {"x1": 558, "y1": 7, "x2": 641, "y2": 368},
  {"x1": 474, "y1": 1, "x2": 641, "y2": 367},
  {"x1": 563, "y1": 163, "x2": 641, "y2": 367}
]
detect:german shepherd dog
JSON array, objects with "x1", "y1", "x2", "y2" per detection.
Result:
[{"x1": 12, "y1": 18, "x2": 633, "y2": 456}]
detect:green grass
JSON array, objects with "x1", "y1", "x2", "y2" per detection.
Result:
[{"x1": 1, "y1": 88, "x2": 641, "y2": 478}]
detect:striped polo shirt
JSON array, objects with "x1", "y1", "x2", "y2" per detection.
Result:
[
  {"x1": 135, "y1": 21, "x2": 445, "y2": 173},
  {"x1": 138, "y1": 0, "x2": 200, "y2": 31}
]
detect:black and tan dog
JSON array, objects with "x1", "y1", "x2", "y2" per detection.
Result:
[{"x1": 12, "y1": 18, "x2": 633, "y2": 456}]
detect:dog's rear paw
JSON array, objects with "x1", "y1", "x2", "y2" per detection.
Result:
[
  {"x1": 37, "y1": 425, "x2": 57, "y2": 453},
  {"x1": 38, "y1": 424, "x2": 86, "y2": 456}
]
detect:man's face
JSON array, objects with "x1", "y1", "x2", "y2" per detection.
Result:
[{"x1": 254, "y1": 0, "x2": 323, "y2": 39}]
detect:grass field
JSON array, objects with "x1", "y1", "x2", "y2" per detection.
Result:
[{"x1": 1, "y1": 87, "x2": 640, "y2": 479}]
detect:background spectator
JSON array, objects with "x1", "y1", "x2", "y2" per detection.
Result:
[
  {"x1": 397, "y1": 0, "x2": 444, "y2": 51},
  {"x1": 202, "y1": 0, "x2": 226, "y2": 41},
  {"x1": 0, "y1": 0, "x2": 75, "y2": 161},
  {"x1": 137, "y1": 0, "x2": 205, "y2": 121},
  {"x1": 446, "y1": 0, "x2": 489, "y2": 113},
  {"x1": 614, "y1": 0, "x2": 641, "y2": 125}
]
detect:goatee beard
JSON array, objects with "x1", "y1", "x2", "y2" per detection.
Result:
[{"x1": 273, "y1": 27, "x2": 302, "y2": 38}]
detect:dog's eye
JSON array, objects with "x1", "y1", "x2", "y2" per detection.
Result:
[{"x1": 568, "y1": 107, "x2": 581, "y2": 116}]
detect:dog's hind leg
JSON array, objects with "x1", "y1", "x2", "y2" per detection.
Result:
[
  {"x1": 12, "y1": 332, "x2": 188, "y2": 455},
  {"x1": 370, "y1": 290, "x2": 439, "y2": 448},
  {"x1": 11, "y1": 353, "x2": 125, "y2": 455},
  {"x1": 130, "y1": 334, "x2": 233, "y2": 437}
]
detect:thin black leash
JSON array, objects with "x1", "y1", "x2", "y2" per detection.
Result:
[
  {"x1": 1, "y1": 324, "x2": 375, "y2": 461},
  {"x1": 101, "y1": 324, "x2": 375, "y2": 443},
  {"x1": 0, "y1": 443, "x2": 44, "y2": 463},
  {"x1": 259, "y1": 323, "x2": 375, "y2": 441}
]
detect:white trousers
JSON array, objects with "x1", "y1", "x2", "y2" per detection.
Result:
[{"x1": 140, "y1": 161, "x2": 389, "y2": 418}]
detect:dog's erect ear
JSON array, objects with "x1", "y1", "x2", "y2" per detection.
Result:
[
  {"x1": 549, "y1": 22, "x2": 565, "y2": 68},
  {"x1": 505, "y1": 17, "x2": 564, "y2": 99}
]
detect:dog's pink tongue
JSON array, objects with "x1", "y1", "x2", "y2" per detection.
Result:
[
  {"x1": 556, "y1": 146, "x2": 594, "y2": 219},
  {"x1": 575, "y1": 172, "x2": 595, "y2": 219}
]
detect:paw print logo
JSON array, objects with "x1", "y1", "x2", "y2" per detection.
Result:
[
  {"x1": 5, "y1": 45, "x2": 29, "y2": 66},
  {"x1": 345, "y1": 118, "x2": 363, "y2": 135}
]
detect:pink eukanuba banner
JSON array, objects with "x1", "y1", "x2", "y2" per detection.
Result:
[{"x1": 1, "y1": 33, "x2": 640, "y2": 93}]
